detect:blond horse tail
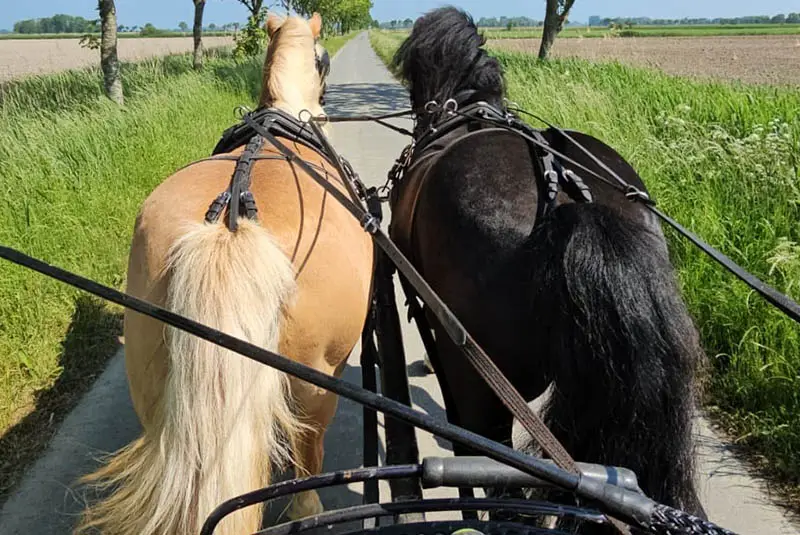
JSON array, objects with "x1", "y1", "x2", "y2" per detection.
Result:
[{"x1": 75, "y1": 219, "x2": 304, "y2": 535}]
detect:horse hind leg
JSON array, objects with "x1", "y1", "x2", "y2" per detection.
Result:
[{"x1": 286, "y1": 378, "x2": 342, "y2": 520}]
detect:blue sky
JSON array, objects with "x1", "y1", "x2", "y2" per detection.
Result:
[{"x1": 1, "y1": 0, "x2": 796, "y2": 30}]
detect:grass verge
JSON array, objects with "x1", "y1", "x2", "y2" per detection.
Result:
[{"x1": 370, "y1": 29, "x2": 800, "y2": 506}]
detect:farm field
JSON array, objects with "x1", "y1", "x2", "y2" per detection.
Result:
[
  {"x1": 371, "y1": 28, "x2": 800, "y2": 507},
  {"x1": 0, "y1": 36, "x2": 233, "y2": 83},
  {"x1": 490, "y1": 35, "x2": 800, "y2": 86},
  {"x1": 0, "y1": 31, "x2": 354, "y2": 503},
  {"x1": 480, "y1": 23, "x2": 800, "y2": 39}
]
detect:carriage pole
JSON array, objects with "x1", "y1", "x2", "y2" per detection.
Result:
[
  {"x1": 360, "y1": 300, "x2": 381, "y2": 528},
  {"x1": 373, "y1": 250, "x2": 426, "y2": 524}
]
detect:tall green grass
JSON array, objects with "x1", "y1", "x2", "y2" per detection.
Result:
[
  {"x1": 0, "y1": 31, "x2": 354, "y2": 499},
  {"x1": 371, "y1": 30, "x2": 800, "y2": 496},
  {"x1": 0, "y1": 48, "x2": 261, "y2": 440}
]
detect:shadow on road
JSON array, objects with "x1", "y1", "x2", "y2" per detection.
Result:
[
  {"x1": 324, "y1": 82, "x2": 410, "y2": 116},
  {"x1": 0, "y1": 296, "x2": 122, "y2": 508}
]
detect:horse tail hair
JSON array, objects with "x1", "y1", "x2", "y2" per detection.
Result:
[
  {"x1": 525, "y1": 203, "x2": 706, "y2": 516},
  {"x1": 75, "y1": 219, "x2": 305, "y2": 535}
]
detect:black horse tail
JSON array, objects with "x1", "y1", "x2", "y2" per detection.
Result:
[{"x1": 525, "y1": 202, "x2": 706, "y2": 517}]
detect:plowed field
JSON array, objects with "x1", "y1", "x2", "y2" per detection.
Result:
[
  {"x1": 490, "y1": 35, "x2": 800, "y2": 86},
  {"x1": 0, "y1": 36, "x2": 234, "y2": 83}
]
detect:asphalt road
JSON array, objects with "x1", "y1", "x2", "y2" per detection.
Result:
[{"x1": 1, "y1": 31, "x2": 797, "y2": 535}]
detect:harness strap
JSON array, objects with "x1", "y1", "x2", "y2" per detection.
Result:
[{"x1": 205, "y1": 134, "x2": 265, "y2": 232}]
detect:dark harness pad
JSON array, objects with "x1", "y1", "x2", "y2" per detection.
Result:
[
  {"x1": 206, "y1": 107, "x2": 344, "y2": 232},
  {"x1": 213, "y1": 107, "x2": 334, "y2": 167}
]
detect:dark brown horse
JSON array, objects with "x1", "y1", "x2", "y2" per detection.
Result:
[{"x1": 388, "y1": 6, "x2": 707, "y2": 526}]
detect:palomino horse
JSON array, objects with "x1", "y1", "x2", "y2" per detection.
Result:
[
  {"x1": 389, "y1": 7, "x2": 706, "y2": 526},
  {"x1": 75, "y1": 13, "x2": 373, "y2": 535}
]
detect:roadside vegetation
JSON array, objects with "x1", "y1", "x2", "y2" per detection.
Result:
[
  {"x1": 0, "y1": 31, "x2": 355, "y2": 503},
  {"x1": 371, "y1": 29, "x2": 800, "y2": 504}
]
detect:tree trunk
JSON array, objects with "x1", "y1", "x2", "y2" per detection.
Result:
[
  {"x1": 538, "y1": 0, "x2": 576, "y2": 60},
  {"x1": 193, "y1": 0, "x2": 206, "y2": 70},
  {"x1": 99, "y1": 0, "x2": 123, "y2": 104}
]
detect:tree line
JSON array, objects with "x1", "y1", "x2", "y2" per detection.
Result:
[
  {"x1": 588, "y1": 14, "x2": 800, "y2": 26},
  {"x1": 14, "y1": 14, "x2": 96, "y2": 34}
]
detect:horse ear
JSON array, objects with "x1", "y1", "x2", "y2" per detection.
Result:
[
  {"x1": 309, "y1": 12, "x2": 322, "y2": 38},
  {"x1": 266, "y1": 13, "x2": 283, "y2": 38}
]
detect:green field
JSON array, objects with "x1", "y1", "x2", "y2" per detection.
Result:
[
  {"x1": 371, "y1": 29, "x2": 800, "y2": 502},
  {"x1": 480, "y1": 23, "x2": 800, "y2": 39},
  {"x1": 0, "y1": 31, "x2": 353, "y2": 502}
]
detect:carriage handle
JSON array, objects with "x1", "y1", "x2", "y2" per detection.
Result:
[{"x1": 421, "y1": 456, "x2": 641, "y2": 493}]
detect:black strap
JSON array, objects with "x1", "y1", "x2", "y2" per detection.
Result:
[{"x1": 205, "y1": 134, "x2": 265, "y2": 231}]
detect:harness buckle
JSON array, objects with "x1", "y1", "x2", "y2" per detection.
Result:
[
  {"x1": 205, "y1": 191, "x2": 232, "y2": 224},
  {"x1": 360, "y1": 213, "x2": 380, "y2": 234}
]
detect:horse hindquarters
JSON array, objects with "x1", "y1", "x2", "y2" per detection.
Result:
[
  {"x1": 526, "y1": 203, "x2": 706, "y2": 517},
  {"x1": 76, "y1": 219, "x2": 303, "y2": 535}
]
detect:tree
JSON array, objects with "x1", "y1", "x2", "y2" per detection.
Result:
[
  {"x1": 538, "y1": 0, "x2": 575, "y2": 59},
  {"x1": 193, "y1": 0, "x2": 206, "y2": 70},
  {"x1": 231, "y1": 0, "x2": 267, "y2": 59},
  {"x1": 99, "y1": 0, "x2": 123, "y2": 104},
  {"x1": 179, "y1": 21, "x2": 189, "y2": 32}
]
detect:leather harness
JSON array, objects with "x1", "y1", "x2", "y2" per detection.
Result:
[{"x1": 389, "y1": 96, "x2": 595, "y2": 268}]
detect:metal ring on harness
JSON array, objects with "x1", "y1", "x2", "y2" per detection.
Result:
[
  {"x1": 425, "y1": 101, "x2": 440, "y2": 114},
  {"x1": 625, "y1": 185, "x2": 653, "y2": 205},
  {"x1": 235, "y1": 105, "x2": 252, "y2": 119},
  {"x1": 298, "y1": 109, "x2": 314, "y2": 124},
  {"x1": 443, "y1": 98, "x2": 459, "y2": 114}
]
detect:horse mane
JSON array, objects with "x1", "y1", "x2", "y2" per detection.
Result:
[
  {"x1": 391, "y1": 6, "x2": 505, "y2": 111},
  {"x1": 260, "y1": 16, "x2": 321, "y2": 115}
]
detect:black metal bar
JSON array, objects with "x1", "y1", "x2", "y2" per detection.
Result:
[
  {"x1": 373, "y1": 252, "x2": 425, "y2": 524},
  {"x1": 200, "y1": 465, "x2": 421, "y2": 535},
  {"x1": 254, "y1": 497, "x2": 608, "y2": 535}
]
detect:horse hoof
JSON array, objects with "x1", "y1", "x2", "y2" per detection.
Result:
[{"x1": 287, "y1": 490, "x2": 324, "y2": 520}]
